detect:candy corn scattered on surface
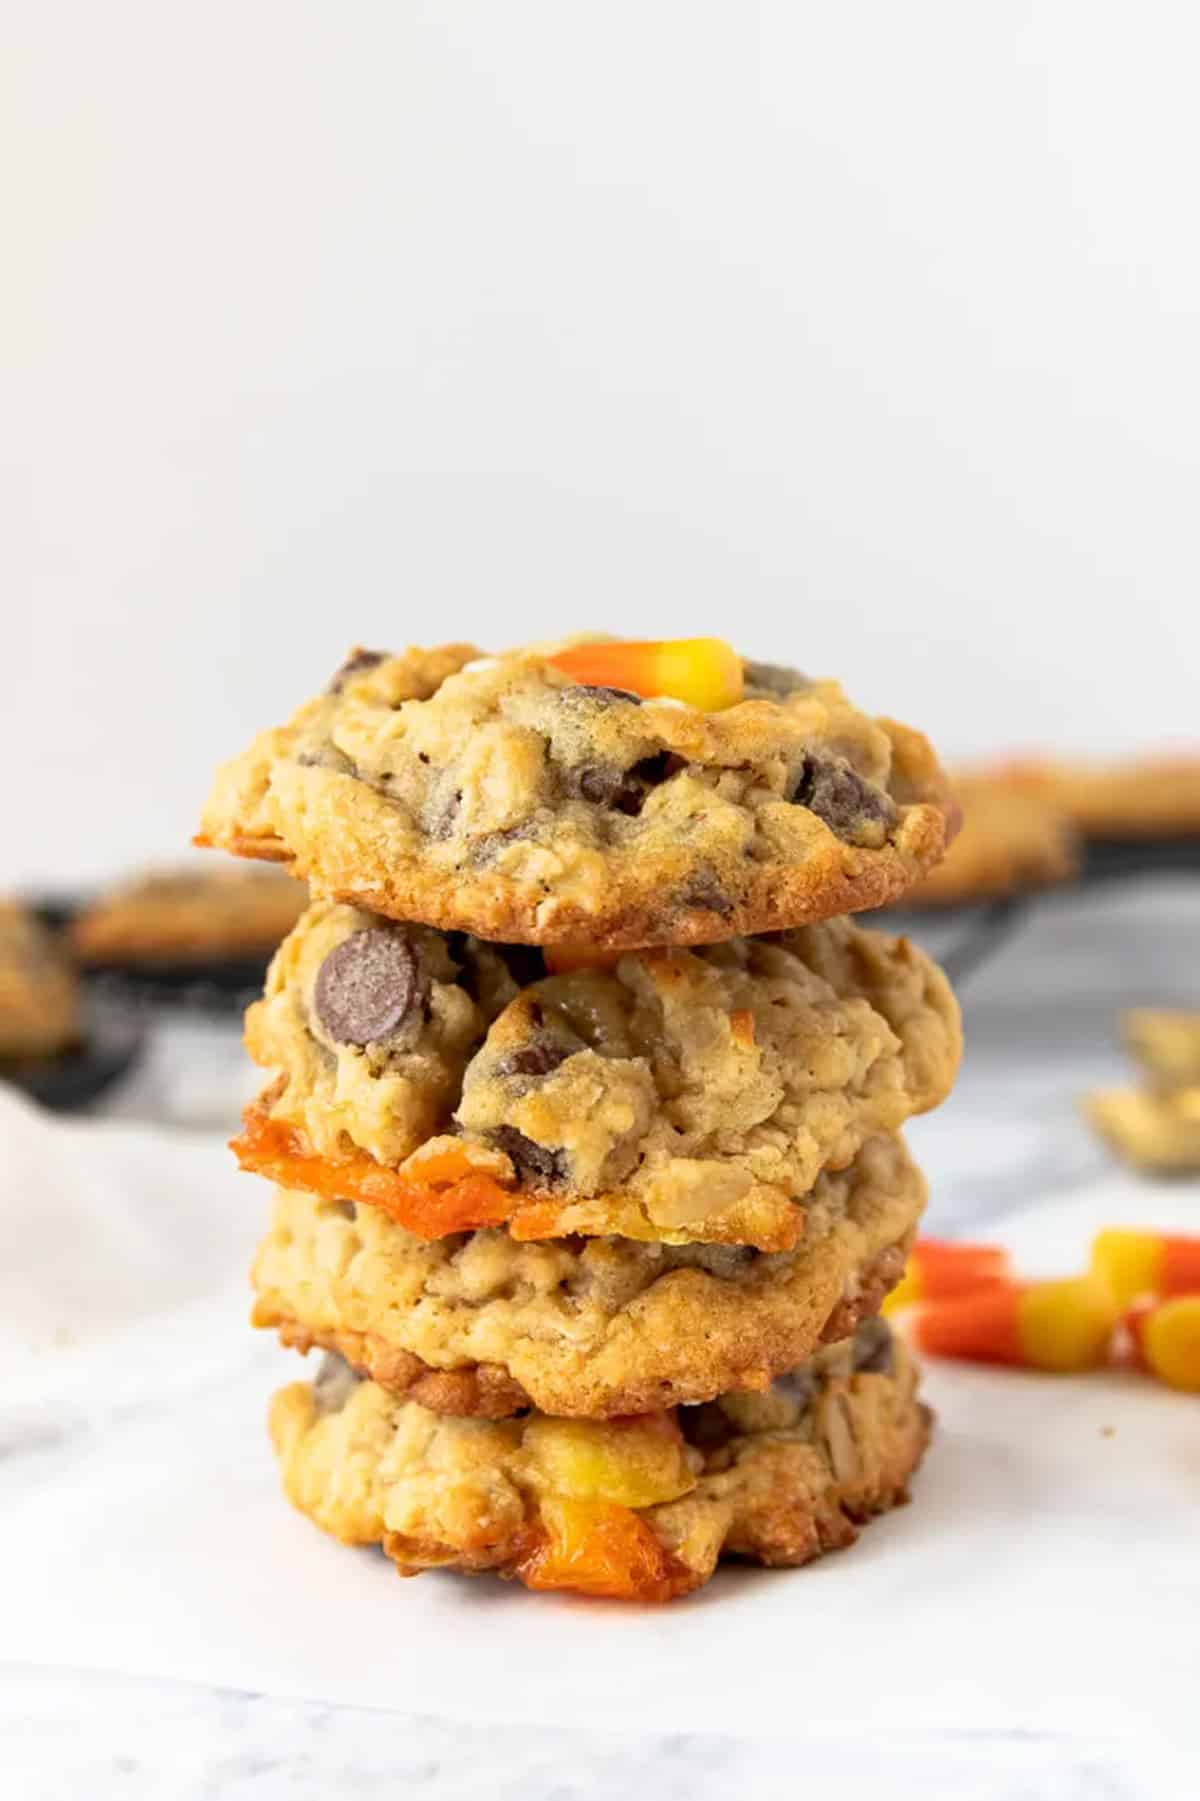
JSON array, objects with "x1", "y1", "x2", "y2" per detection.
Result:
[
  {"x1": 1128, "y1": 1296, "x2": 1200, "y2": 1393},
  {"x1": 547, "y1": 638, "x2": 744, "y2": 710},
  {"x1": 1091, "y1": 1228, "x2": 1200, "y2": 1308},
  {"x1": 912, "y1": 1278, "x2": 1116, "y2": 1373},
  {"x1": 883, "y1": 1238, "x2": 1010, "y2": 1314}
]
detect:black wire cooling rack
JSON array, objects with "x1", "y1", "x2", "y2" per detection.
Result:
[{"x1": 890, "y1": 833, "x2": 1200, "y2": 988}]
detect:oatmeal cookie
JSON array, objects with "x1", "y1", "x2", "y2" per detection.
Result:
[
  {"x1": 0, "y1": 902, "x2": 81, "y2": 1059},
  {"x1": 903, "y1": 774, "x2": 1078, "y2": 907},
  {"x1": 1083, "y1": 1087, "x2": 1200, "y2": 1175},
  {"x1": 1121, "y1": 1009, "x2": 1200, "y2": 1091},
  {"x1": 234, "y1": 909, "x2": 959, "y2": 1249},
  {"x1": 252, "y1": 1134, "x2": 924, "y2": 1417},
  {"x1": 70, "y1": 865, "x2": 306, "y2": 966},
  {"x1": 269, "y1": 1320, "x2": 930, "y2": 1601},
  {"x1": 980, "y1": 753, "x2": 1200, "y2": 840},
  {"x1": 198, "y1": 642, "x2": 956, "y2": 947}
]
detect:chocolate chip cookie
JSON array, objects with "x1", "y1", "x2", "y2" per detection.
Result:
[
  {"x1": 235, "y1": 902, "x2": 959, "y2": 1250},
  {"x1": 269, "y1": 1320, "x2": 930, "y2": 1601},
  {"x1": 71, "y1": 865, "x2": 306, "y2": 966},
  {"x1": 199, "y1": 642, "x2": 957, "y2": 947},
  {"x1": 252, "y1": 1133, "x2": 923, "y2": 1417},
  {"x1": 0, "y1": 902, "x2": 81, "y2": 1059}
]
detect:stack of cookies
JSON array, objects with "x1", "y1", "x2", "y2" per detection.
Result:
[{"x1": 199, "y1": 638, "x2": 962, "y2": 1601}]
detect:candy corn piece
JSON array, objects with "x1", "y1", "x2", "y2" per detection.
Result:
[
  {"x1": 1090, "y1": 1228, "x2": 1200, "y2": 1308},
  {"x1": 547, "y1": 639, "x2": 744, "y2": 710},
  {"x1": 543, "y1": 944, "x2": 625, "y2": 975},
  {"x1": 912, "y1": 1277, "x2": 1117, "y2": 1373},
  {"x1": 1123, "y1": 1295, "x2": 1200, "y2": 1393},
  {"x1": 882, "y1": 1238, "x2": 1010, "y2": 1315}
]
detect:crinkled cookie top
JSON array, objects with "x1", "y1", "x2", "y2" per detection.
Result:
[{"x1": 200, "y1": 641, "x2": 957, "y2": 947}]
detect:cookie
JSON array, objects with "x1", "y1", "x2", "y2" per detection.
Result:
[
  {"x1": 1121, "y1": 1010, "x2": 1200, "y2": 1091},
  {"x1": 981, "y1": 754, "x2": 1200, "y2": 840},
  {"x1": 252, "y1": 1133, "x2": 924, "y2": 1417},
  {"x1": 1084, "y1": 1088, "x2": 1200, "y2": 1175},
  {"x1": 234, "y1": 905, "x2": 959, "y2": 1250},
  {"x1": 903, "y1": 774, "x2": 1078, "y2": 907},
  {"x1": 198, "y1": 641, "x2": 957, "y2": 947},
  {"x1": 71, "y1": 865, "x2": 307, "y2": 966},
  {"x1": 0, "y1": 902, "x2": 81, "y2": 1060},
  {"x1": 269, "y1": 1320, "x2": 930, "y2": 1602}
]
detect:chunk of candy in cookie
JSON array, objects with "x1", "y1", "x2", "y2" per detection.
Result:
[
  {"x1": 542, "y1": 944, "x2": 624, "y2": 975},
  {"x1": 547, "y1": 639, "x2": 744, "y2": 711},
  {"x1": 883, "y1": 1238, "x2": 1010, "y2": 1314},
  {"x1": 517, "y1": 1496, "x2": 690, "y2": 1601},
  {"x1": 912, "y1": 1278, "x2": 1116, "y2": 1372},
  {"x1": 522, "y1": 1415, "x2": 694, "y2": 1508},
  {"x1": 1125, "y1": 1295, "x2": 1200, "y2": 1392},
  {"x1": 1090, "y1": 1228, "x2": 1200, "y2": 1307}
]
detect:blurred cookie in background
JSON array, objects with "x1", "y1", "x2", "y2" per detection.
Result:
[
  {"x1": 984, "y1": 752, "x2": 1200, "y2": 840},
  {"x1": 1086, "y1": 1008, "x2": 1200, "y2": 1176},
  {"x1": 1122, "y1": 1009, "x2": 1200, "y2": 1091},
  {"x1": 0, "y1": 900, "x2": 82, "y2": 1059},
  {"x1": 1084, "y1": 1087, "x2": 1200, "y2": 1176},
  {"x1": 903, "y1": 773, "x2": 1079, "y2": 908},
  {"x1": 70, "y1": 865, "x2": 307, "y2": 968}
]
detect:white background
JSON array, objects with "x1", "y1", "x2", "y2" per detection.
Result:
[{"x1": 6, "y1": 2, "x2": 1200, "y2": 886}]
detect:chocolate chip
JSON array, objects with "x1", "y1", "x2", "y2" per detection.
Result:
[
  {"x1": 495, "y1": 1038, "x2": 573, "y2": 1081},
  {"x1": 566, "y1": 750, "x2": 685, "y2": 817},
  {"x1": 313, "y1": 929, "x2": 424, "y2": 1046},
  {"x1": 335, "y1": 1201, "x2": 357, "y2": 1221},
  {"x1": 676, "y1": 868, "x2": 734, "y2": 918},
  {"x1": 558, "y1": 683, "x2": 643, "y2": 709},
  {"x1": 297, "y1": 744, "x2": 357, "y2": 775},
  {"x1": 567, "y1": 763, "x2": 627, "y2": 806},
  {"x1": 790, "y1": 754, "x2": 896, "y2": 841},
  {"x1": 772, "y1": 1366, "x2": 818, "y2": 1411},
  {"x1": 489, "y1": 1125, "x2": 567, "y2": 1186},
  {"x1": 327, "y1": 648, "x2": 386, "y2": 693},
  {"x1": 743, "y1": 661, "x2": 811, "y2": 696},
  {"x1": 313, "y1": 1352, "x2": 360, "y2": 1414},
  {"x1": 852, "y1": 1317, "x2": 894, "y2": 1376}
]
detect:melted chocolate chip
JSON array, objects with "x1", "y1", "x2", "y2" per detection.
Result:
[
  {"x1": 313, "y1": 929, "x2": 424, "y2": 1046},
  {"x1": 852, "y1": 1317, "x2": 894, "y2": 1375},
  {"x1": 558, "y1": 683, "x2": 643, "y2": 709},
  {"x1": 566, "y1": 749, "x2": 685, "y2": 817},
  {"x1": 568, "y1": 763, "x2": 626, "y2": 806},
  {"x1": 313, "y1": 1352, "x2": 360, "y2": 1414},
  {"x1": 790, "y1": 754, "x2": 897, "y2": 840},
  {"x1": 495, "y1": 1038, "x2": 573, "y2": 1081},
  {"x1": 772, "y1": 1366, "x2": 818, "y2": 1411},
  {"x1": 327, "y1": 648, "x2": 386, "y2": 694},
  {"x1": 296, "y1": 744, "x2": 357, "y2": 775},
  {"x1": 489, "y1": 1125, "x2": 567, "y2": 1185},
  {"x1": 742, "y1": 660, "x2": 811, "y2": 696},
  {"x1": 676, "y1": 868, "x2": 734, "y2": 918}
]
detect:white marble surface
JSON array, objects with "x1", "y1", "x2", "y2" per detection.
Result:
[{"x1": 4, "y1": 879, "x2": 1200, "y2": 1800}]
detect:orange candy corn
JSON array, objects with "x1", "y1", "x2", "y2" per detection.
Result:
[
  {"x1": 1124, "y1": 1296, "x2": 1200, "y2": 1392},
  {"x1": 542, "y1": 944, "x2": 624, "y2": 975},
  {"x1": 1089, "y1": 1228, "x2": 1200, "y2": 1308},
  {"x1": 912, "y1": 1277, "x2": 1117, "y2": 1373},
  {"x1": 547, "y1": 639, "x2": 744, "y2": 710},
  {"x1": 882, "y1": 1238, "x2": 1010, "y2": 1315}
]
